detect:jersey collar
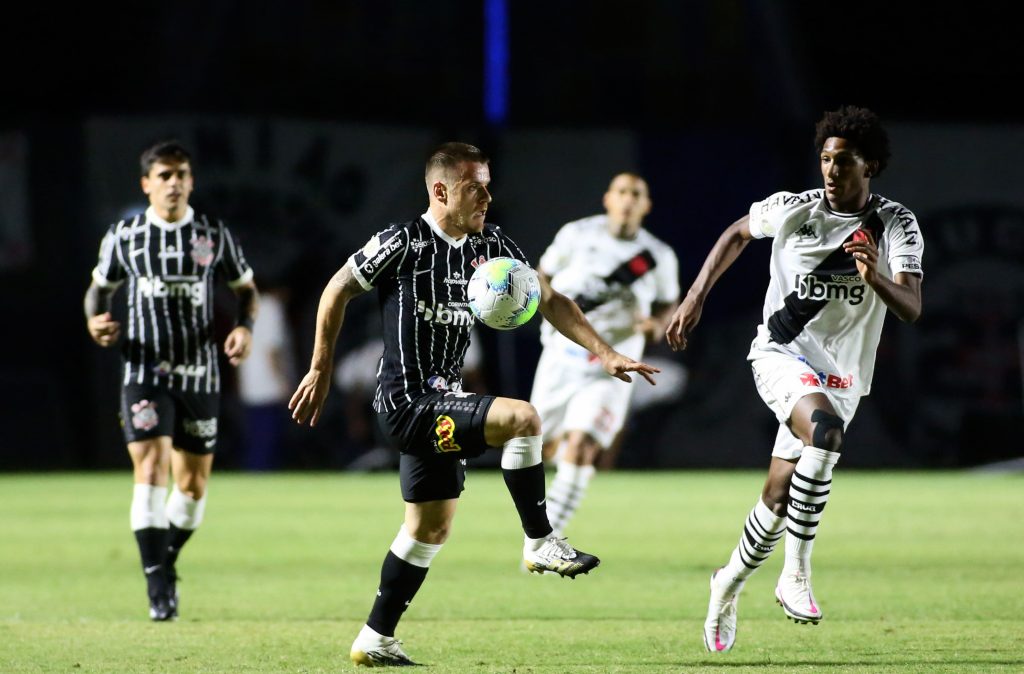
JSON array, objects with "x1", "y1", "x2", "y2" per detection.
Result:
[
  {"x1": 146, "y1": 206, "x2": 195, "y2": 231},
  {"x1": 821, "y1": 194, "x2": 877, "y2": 218},
  {"x1": 421, "y1": 210, "x2": 467, "y2": 249}
]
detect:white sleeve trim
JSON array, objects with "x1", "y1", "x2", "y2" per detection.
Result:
[
  {"x1": 91, "y1": 268, "x2": 123, "y2": 289},
  {"x1": 347, "y1": 256, "x2": 374, "y2": 291},
  {"x1": 226, "y1": 267, "x2": 255, "y2": 289}
]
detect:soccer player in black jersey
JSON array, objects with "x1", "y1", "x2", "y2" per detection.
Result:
[
  {"x1": 84, "y1": 140, "x2": 259, "y2": 621},
  {"x1": 289, "y1": 142, "x2": 660, "y2": 667}
]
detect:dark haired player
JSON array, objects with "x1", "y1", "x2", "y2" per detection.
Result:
[
  {"x1": 289, "y1": 142, "x2": 659, "y2": 666},
  {"x1": 665, "y1": 107, "x2": 924, "y2": 651},
  {"x1": 85, "y1": 140, "x2": 258, "y2": 621}
]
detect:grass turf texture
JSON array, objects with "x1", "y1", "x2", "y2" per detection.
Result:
[{"x1": 1, "y1": 471, "x2": 1021, "y2": 673}]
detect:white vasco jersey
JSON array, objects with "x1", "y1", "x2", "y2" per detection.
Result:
[
  {"x1": 747, "y1": 189, "x2": 924, "y2": 397},
  {"x1": 539, "y1": 214, "x2": 679, "y2": 362}
]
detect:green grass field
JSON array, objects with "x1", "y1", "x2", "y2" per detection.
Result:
[{"x1": 1, "y1": 470, "x2": 1022, "y2": 673}]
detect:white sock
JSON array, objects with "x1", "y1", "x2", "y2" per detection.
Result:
[
  {"x1": 718, "y1": 498, "x2": 785, "y2": 594},
  {"x1": 546, "y1": 461, "x2": 596, "y2": 536},
  {"x1": 355, "y1": 623, "x2": 387, "y2": 646},
  {"x1": 783, "y1": 446, "x2": 840, "y2": 576},
  {"x1": 501, "y1": 435, "x2": 542, "y2": 470},
  {"x1": 389, "y1": 525, "x2": 443, "y2": 568},
  {"x1": 165, "y1": 485, "x2": 207, "y2": 530},
  {"x1": 130, "y1": 484, "x2": 168, "y2": 530}
]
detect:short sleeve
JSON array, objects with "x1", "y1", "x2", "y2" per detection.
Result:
[
  {"x1": 538, "y1": 223, "x2": 576, "y2": 277},
  {"x1": 654, "y1": 244, "x2": 680, "y2": 304},
  {"x1": 747, "y1": 191, "x2": 798, "y2": 239},
  {"x1": 347, "y1": 225, "x2": 410, "y2": 290},
  {"x1": 882, "y1": 204, "x2": 924, "y2": 277},
  {"x1": 217, "y1": 222, "x2": 255, "y2": 287},
  {"x1": 91, "y1": 225, "x2": 126, "y2": 288}
]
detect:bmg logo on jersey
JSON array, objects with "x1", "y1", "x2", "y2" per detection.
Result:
[
  {"x1": 795, "y1": 274, "x2": 866, "y2": 305},
  {"x1": 137, "y1": 276, "x2": 205, "y2": 306},
  {"x1": 416, "y1": 300, "x2": 473, "y2": 326}
]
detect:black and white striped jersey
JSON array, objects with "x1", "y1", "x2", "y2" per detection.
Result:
[
  {"x1": 91, "y1": 206, "x2": 254, "y2": 393},
  {"x1": 348, "y1": 211, "x2": 529, "y2": 412}
]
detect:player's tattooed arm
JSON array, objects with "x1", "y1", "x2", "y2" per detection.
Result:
[
  {"x1": 666, "y1": 215, "x2": 754, "y2": 351},
  {"x1": 538, "y1": 274, "x2": 659, "y2": 385},
  {"x1": 224, "y1": 281, "x2": 260, "y2": 366},
  {"x1": 290, "y1": 262, "x2": 367, "y2": 426},
  {"x1": 83, "y1": 281, "x2": 121, "y2": 347}
]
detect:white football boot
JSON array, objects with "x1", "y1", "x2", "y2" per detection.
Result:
[
  {"x1": 703, "y1": 569, "x2": 739, "y2": 653},
  {"x1": 775, "y1": 569, "x2": 823, "y2": 624},
  {"x1": 350, "y1": 632, "x2": 419, "y2": 667},
  {"x1": 523, "y1": 537, "x2": 600, "y2": 578}
]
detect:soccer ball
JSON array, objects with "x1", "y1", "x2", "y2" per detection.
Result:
[{"x1": 467, "y1": 257, "x2": 541, "y2": 330}]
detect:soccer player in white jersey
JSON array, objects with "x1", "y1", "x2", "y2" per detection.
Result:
[
  {"x1": 84, "y1": 140, "x2": 259, "y2": 621},
  {"x1": 665, "y1": 106, "x2": 923, "y2": 652},
  {"x1": 530, "y1": 173, "x2": 679, "y2": 536}
]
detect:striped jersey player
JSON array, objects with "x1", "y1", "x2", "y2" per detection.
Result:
[
  {"x1": 92, "y1": 207, "x2": 253, "y2": 393},
  {"x1": 665, "y1": 107, "x2": 923, "y2": 652},
  {"x1": 84, "y1": 140, "x2": 258, "y2": 624},
  {"x1": 288, "y1": 142, "x2": 659, "y2": 667},
  {"x1": 346, "y1": 214, "x2": 528, "y2": 413}
]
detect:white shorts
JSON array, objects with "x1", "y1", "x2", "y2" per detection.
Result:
[
  {"x1": 529, "y1": 343, "x2": 634, "y2": 449},
  {"x1": 749, "y1": 348, "x2": 860, "y2": 461}
]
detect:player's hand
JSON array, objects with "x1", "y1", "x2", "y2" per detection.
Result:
[
  {"x1": 87, "y1": 312, "x2": 121, "y2": 347},
  {"x1": 665, "y1": 293, "x2": 703, "y2": 351},
  {"x1": 600, "y1": 351, "x2": 660, "y2": 385},
  {"x1": 843, "y1": 228, "x2": 879, "y2": 283},
  {"x1": 224, "y1": 326, "x2": 252, "y2": 366},
  {"x1": 289, "y1": 368, "x2": 332, "y2": 426}
]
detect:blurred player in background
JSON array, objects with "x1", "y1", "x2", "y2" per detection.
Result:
[
  {"x1": 289, "y1": 142, "x2": 659, "y2": 667},
  {"x1": 666, "y1": 106, "x2": 923, "y2": 651},
  {"x1": 84, "y1": 140, "x2": 258, "y2": 621},
  {"x1": 531, "y1": 173, "x2": 679, "y2": 536}
]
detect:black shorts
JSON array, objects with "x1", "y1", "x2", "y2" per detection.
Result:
[
  {"x1": 377, "y1": 392, "x2": 496, "y2": 502},
  {"x1": 120, "y1": 383, "x2": 220, "y2": 454}
]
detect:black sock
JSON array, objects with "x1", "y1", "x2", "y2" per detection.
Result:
[
  {"x1": 134, "y1": 527, "x2": 169, "y2": 572},
  {"x1": 366, "y1": 551, "x2": 429, "y2": 637},
  {"x1": 166, "y1": 524, "x2": 195, "y2": 570},
  {"x1": 502, "y1": 463, "x2": 554, "y2": 539}
]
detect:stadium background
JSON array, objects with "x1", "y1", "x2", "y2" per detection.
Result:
[{"x1": 1, "y1": 1, "x2": 1021, "y2": 472}]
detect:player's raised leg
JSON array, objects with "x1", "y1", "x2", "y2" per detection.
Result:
[
  {"x1": 775, "y1": 395, "x2": 843, "y2": 624},
  {"x1": 350, "y1": 500, "x2": 452, "y2": 667},
  {"x1": 165, "y1": 449, "x2": 213, "y2": 618},
  {"x1": 485, "y1": 398, "x2": 600, "y2": 578},
  {"x1": 127, "y1": 437, "x2": 174, "y2": 621}
]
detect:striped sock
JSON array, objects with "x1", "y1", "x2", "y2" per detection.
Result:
[
  {"x1": 546, "y1": 461, "x2": 595, "y2": 536},
  {"x1": 783, "y1": 446, "x2": 840, "y2": 576},
  {"x1": 718, "y1": 498, "x2": 786, "y2": 594}
]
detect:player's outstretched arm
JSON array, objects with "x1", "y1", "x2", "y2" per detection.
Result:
[
  {"x1": 290, "y1": 262, "x2": 366, "y2": 426},
  {"x1": 224, "y1": 281, "x2": 259, "y2": 366},
  {"x1": 537, "y1": 274, "x2": 659, "y2": 385},
  {"x1": 84, "y1": 281, "x2": 121, "y2": 347},
  {"x1": 666, "y1": 215, "x2": 754, "y2": 351}
]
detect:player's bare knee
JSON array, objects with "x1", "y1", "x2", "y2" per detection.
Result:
[
  {"x1": 510, "y1": 401, "x2": 542, "y2": 438},
  {"x1": 176, "y1": 476, "x2": 207, "y2": 500},
  {"x1": 810, "y1": 410, "x2": 844, "y2": 453},
  {"x1": 408, "y1": 522, "x2": 450, "y2": 545}
]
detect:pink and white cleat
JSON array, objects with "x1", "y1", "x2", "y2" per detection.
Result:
[
  {"x1": 702, "y1": 569, "x2": 739, "y2": 653},
  {"x1": 775, "y1": 570, "x2": 823, "y2": 624}
]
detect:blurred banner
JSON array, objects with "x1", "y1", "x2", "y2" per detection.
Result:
[{"x1": 0, "y1": 119, "x2": 1020, "y2": 470}]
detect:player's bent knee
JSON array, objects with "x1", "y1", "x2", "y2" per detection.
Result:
[{"x1": 810, "y1": 409, "x2": 844, "y2": 453}]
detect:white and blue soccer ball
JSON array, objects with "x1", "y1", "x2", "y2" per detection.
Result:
[{"x1": 467, "y1": 257, "x2": 541, "y2": 330}]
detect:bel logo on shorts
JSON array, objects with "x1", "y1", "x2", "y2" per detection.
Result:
[{"x1": 434, "y1": 415, "x2": 462, "y2": 453}]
